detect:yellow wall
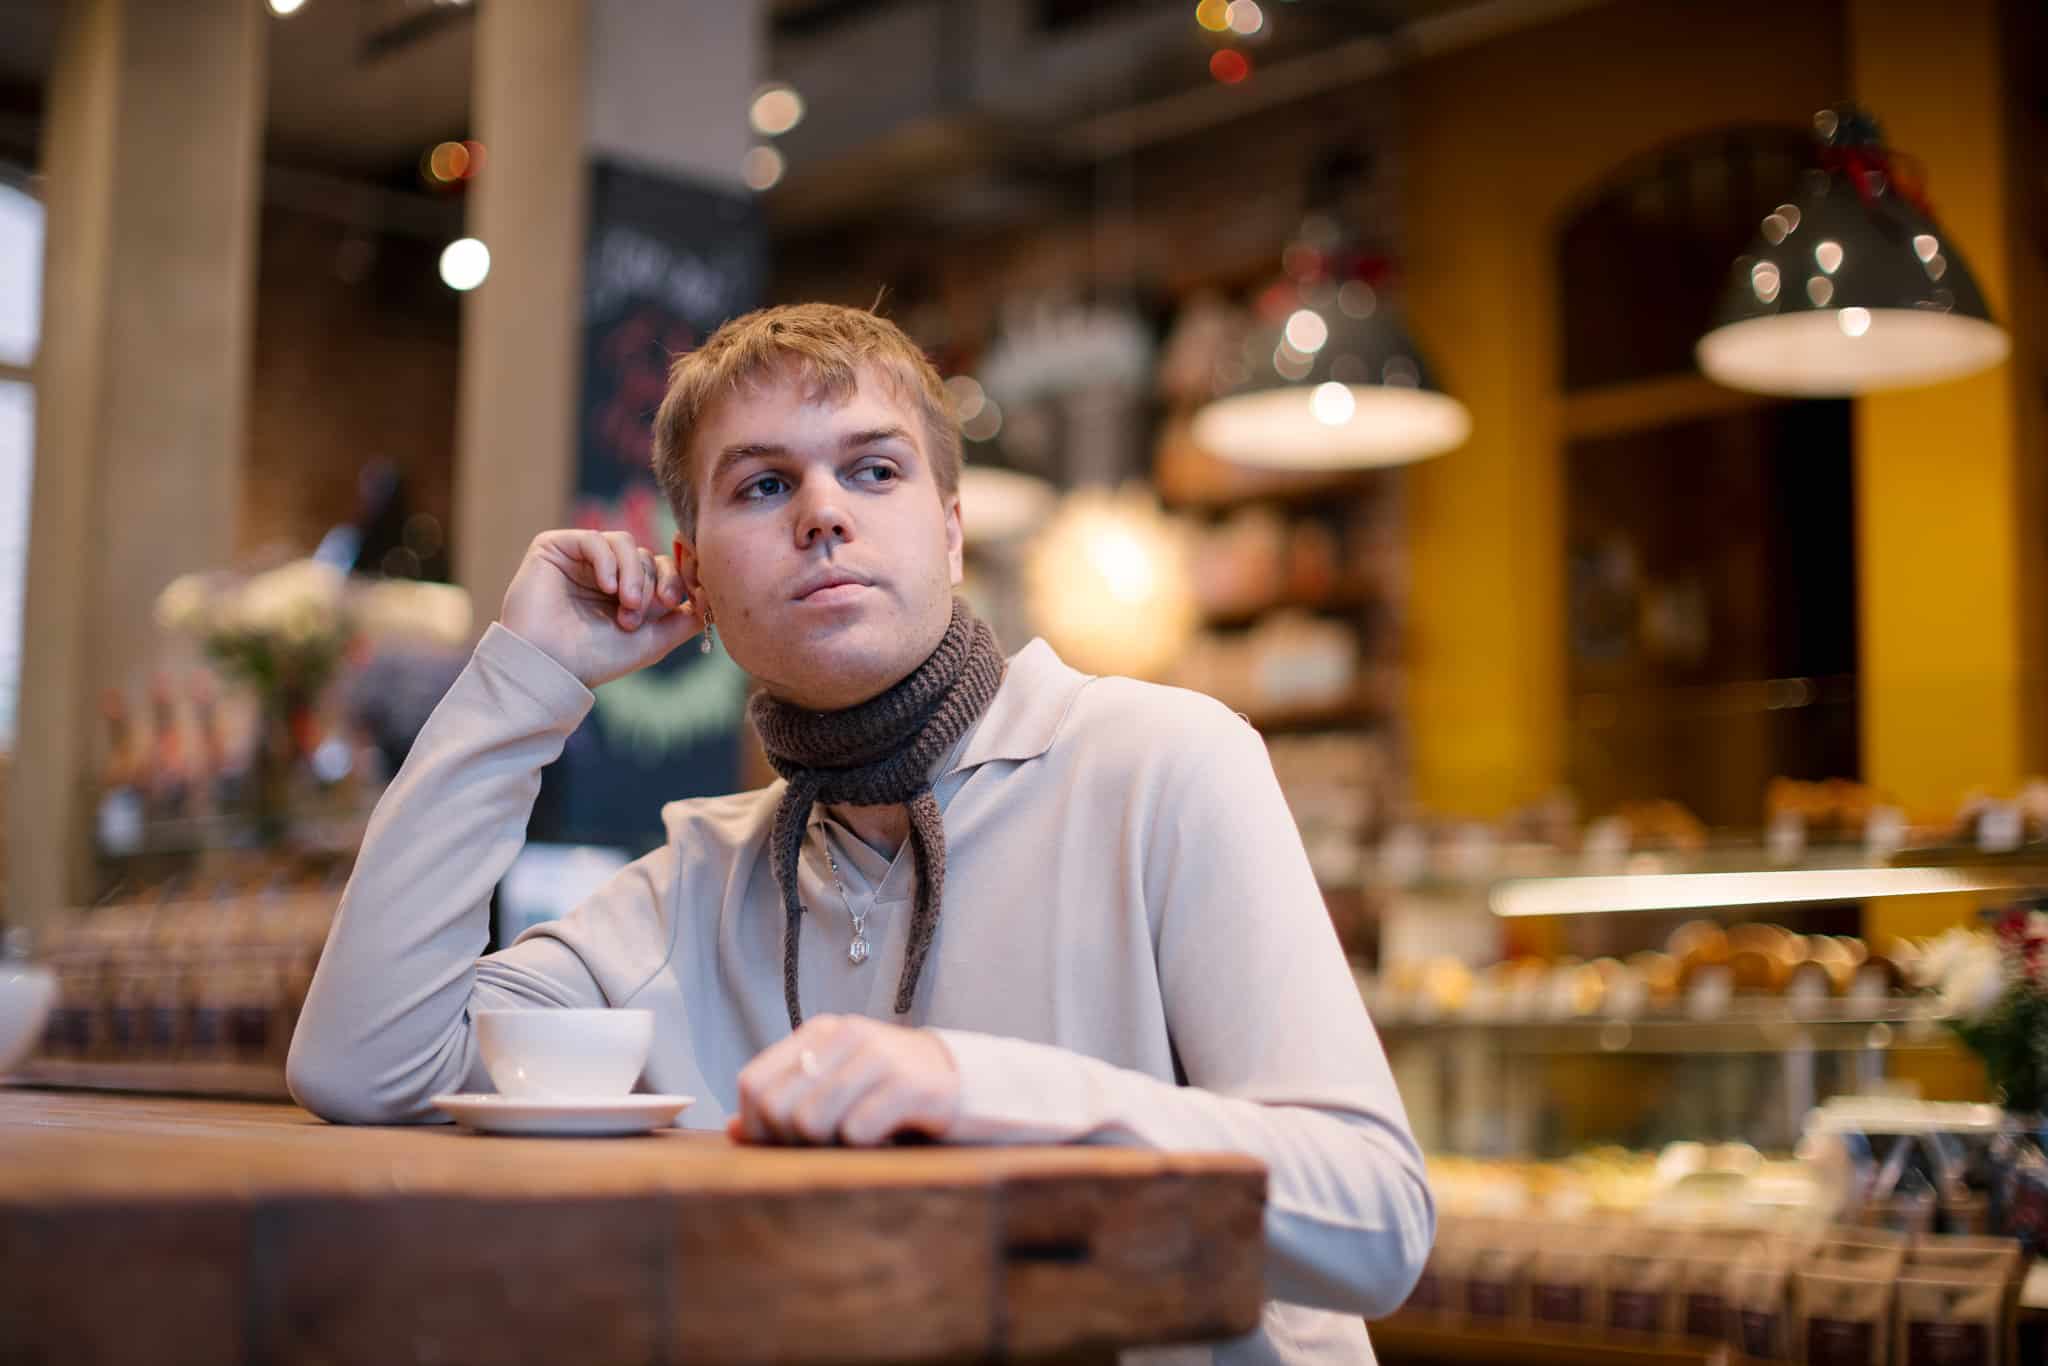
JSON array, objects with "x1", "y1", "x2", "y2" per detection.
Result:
[
  {"x1": 1851, "y1": 0, "x2": 2033, "y2": 819},
  {"x1": 1401, "y1": 0, "x2": 1851, "y2": 819}
]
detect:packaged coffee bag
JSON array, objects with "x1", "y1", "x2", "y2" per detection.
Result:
[
  {"x1": 1894, "y1": 1270, "x2": 2006, "y2": 1366},
  {"x1": 1684, "y1": 1226, "x2": 1766, "y2": 1342},
  {"x1": 1799, "y1": 1266, "x2": 1893, "y2": 1366},
  {"x1": 1732, "y1": 1258, "x2": 1795, "y2": 1364},
  {"x1": 1528, "y1": 1239, "x2": 1605, "y2": 1335},
  {"x1": 1407, "y1": 1216, "x2": 1471, "y2": 1321},
  {"x1": 1462, "y1": 1242, "x2": 1532, "y2": 1327},
  {"x1": 1605, "y1": 1243, "x2": 1681, "y2": 1339}
]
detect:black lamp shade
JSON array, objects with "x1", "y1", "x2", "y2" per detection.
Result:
[
  {"x1": 1193, "y1": 297, "x2": 1471, "y2": 468},
  {"x1": 1698, "y1": 114, "x2": 2009, "y2": 396}
]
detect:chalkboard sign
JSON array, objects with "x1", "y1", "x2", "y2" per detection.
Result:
[{"x1": 531, "y1": 159, "x2": 767, "y2": 853}]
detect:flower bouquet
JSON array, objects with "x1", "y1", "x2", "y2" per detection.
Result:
[
  {"x1": 154, "y1": 560, "x2": 354, "y2": 842},
  {"x1": 1944, "y1": 904, "x2": 2048, "y2": 1251},
  {"x1": 1948, "y1": 906, "x2": 2048, "y2": 1115}
]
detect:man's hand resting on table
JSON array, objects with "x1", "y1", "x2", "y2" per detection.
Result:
[
  {"x1": 729, "y1": 1015, "x2": 962, "y2": 1147},
  {"x1": 499, "y1": 529, "x2": 704, "y2": 689}
]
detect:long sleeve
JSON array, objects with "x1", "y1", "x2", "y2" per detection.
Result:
[
  {"x1": 287, "y1": 624, "x2": 656, "y2": 1125},
  {"x1": 930, "y1": 706, "x2": 1435, "y2": 1319}
]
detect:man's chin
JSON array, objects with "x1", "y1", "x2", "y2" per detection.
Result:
[{"x1": 756, "y1": 634, "x2": 913, "y2": 710}]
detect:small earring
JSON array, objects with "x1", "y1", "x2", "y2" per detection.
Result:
[{"x1": 699, "y1": 607, "x2": 715, "y2": 655}]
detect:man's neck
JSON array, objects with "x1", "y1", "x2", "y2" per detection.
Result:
[
  {"x1": 826, "y1": 802, "x2": 910, "y2": 860},
  {"x1": 818, "y1": 727, "x2": 976, "y2": 862}
]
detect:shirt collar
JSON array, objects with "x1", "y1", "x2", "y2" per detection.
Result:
[{"x1": 943, "y1": 637, "x2": 1088, "y2": 775}]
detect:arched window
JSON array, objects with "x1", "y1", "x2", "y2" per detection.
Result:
[
  {"x1": 1555, "y1": 129, "x2": 1858, "y2": 827},
  {"x1": 0, "y1": 172, "x2": 43, "y2": 748}
]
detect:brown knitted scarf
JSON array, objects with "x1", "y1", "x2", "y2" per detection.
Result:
[{"x1": 749, "y1": 599, "x2": 1005, "y2": 1030}]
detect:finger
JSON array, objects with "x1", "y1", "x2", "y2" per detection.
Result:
[
  {"x1": 753, "y1": 1041, "x2": 860, "y2": 1144},
  {"x1": 621, "y1": 547, "x2": 659, "y2": 630},
  {"x1": 748, "y1": 1014, "x2": 849, "y2": 1082},
  {"x1": 789, "y1": 1041, "x2": 893, "y2": 1145},
  {"x1": 574, "y1": 531, "x2": 621, "y2": 595},
  {"x1": 745, "y1": 1018, "x2": 858, "y2": 1142},
  {"x1": 608, "y1": 532, "x2": 646, "y2": 616},
  {"x1": 653, "y1": 554, "x2": 684, "y2": 608},
  {"x1": 840, "y1": 1082, "x2": 934, "y2": 1148}
]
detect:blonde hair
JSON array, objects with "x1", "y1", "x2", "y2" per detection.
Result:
[{"x1": 651, "y1": 302, "x2": 961, "y2": 539}]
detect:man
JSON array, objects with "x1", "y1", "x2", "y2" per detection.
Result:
[{"x1": 289, "y1": 303, "x2": 1434, "y2": 1363}]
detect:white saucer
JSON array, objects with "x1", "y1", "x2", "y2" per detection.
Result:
[{"x1": 431, "y1": 1092, "x2": 694, "y2": 1137}]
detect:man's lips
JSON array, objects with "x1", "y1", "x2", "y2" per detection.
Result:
[{"x1": 794, "y1": 574, "x2": 873, "y2": 602}]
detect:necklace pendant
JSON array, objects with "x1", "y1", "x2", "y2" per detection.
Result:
[{"x1": 848, "y1": 935, "x2": 870, "y2": 966}]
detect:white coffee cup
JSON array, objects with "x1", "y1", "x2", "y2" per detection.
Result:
[
  {"x1": 475, "y1": 1008, "x2": 653, "y2": 1100},
  {"x1": 0, "y1": 963, "x2": 55, "y2": 1077}
]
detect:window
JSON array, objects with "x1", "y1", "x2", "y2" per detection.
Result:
[
  {"x1": 1555, "y1": 130, "x2": 1858, "y2": 824},
  {"x1": 0, "y1": 173, "x2": 43, "y2": 748}
]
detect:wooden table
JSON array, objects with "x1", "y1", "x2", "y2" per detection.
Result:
[{"x1": 0, "y1": 1090, "x2": 1267, "y2": 1365}]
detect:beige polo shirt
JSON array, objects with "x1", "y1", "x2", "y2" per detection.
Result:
[{"x1": 289, "y1": 625, "x2": 1435, "y2": 1366}]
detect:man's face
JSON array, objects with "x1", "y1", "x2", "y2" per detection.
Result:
[{"x1": 676, "y1": 361, "x2": 964, "y2": 711}]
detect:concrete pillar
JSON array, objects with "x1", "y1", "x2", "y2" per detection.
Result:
[
  {"x1": 450, "y1": 0, "x2": 591, "y2": 622},
  {"x1": 8, "y1": 0, "x2": 264, "y2": 934},
  {"x1": 451, "y1": 0, "x2": 761, "y2": 623}
]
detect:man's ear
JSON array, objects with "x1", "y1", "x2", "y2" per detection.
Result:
[
  {"x1": 944, "y1": 495, "x2": 964, "y2": 586},
  {"x1": 674, "y1": 535, "x2": 704, "y2": 608}
]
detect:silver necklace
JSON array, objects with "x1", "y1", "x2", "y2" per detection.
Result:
[{"x1": 819, "y1": 836, "x2": 870, "y2": 965}]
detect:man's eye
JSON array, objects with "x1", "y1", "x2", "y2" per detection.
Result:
[
  {"x1": 742, "y1": 475, "x2": 787, "y2": 499},
  {"x1": 856, "y1": 465, "x2": 897, "y2": 484}
]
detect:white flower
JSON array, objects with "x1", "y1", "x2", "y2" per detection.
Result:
[
  {"x1": 153, "y1": 573, "x2": 215, "y2": 635},
  {"x1": 228, "y1": 560, "x2": 344, "y2": 639},
  {"x1": 1940, "y1": 941, "x2": 2009, "y2": 1022},
  {"x1": 352, "y1": 579, "x2": 473, "y2": 647}
]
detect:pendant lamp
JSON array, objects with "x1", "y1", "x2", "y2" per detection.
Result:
[
  {"x1": 1697, "y1": 104, "x2": 2009, "y2": 396},
  {"x1": 1193, "y1": 150, "x2": 1470, "y2": 469}
]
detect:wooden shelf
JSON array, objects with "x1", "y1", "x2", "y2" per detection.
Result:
[
  {"x1": 1157, "y1": 468, "x2": 1378, "y2": 514},
  {"x1": 12, "y1": 1057, "x2": 291, "y2": 1100},
  {"x1": 1200, "y1": 583, "x2": 1382, "y2": 629},
  {"x1": 1372, "y1": 1317, "x2": 1727, "y2": 1366},
  {"x1": 1375, "y1": 1000, "x2": 1957, "y2": 1057}
]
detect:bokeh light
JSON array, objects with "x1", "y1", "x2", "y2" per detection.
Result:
[
  {"x1": 1283, "y1": 308, "x2": 1329, "y2": 354},
  {"x1": 961, "y1": 396, "x2": 1004, "y2": 443},
  {"x1": 427, "y1": 142, "x2": 470, "y2": 183},
  {"x1": 750, "y1": 84, "x2": 806, "y2": 137},
  {"x1": 1210, "y1": 49, "x2": 1251, "y2": 84},
  {"x1": 1227, "y1": 0, "x2": 1264, "y2": 35},
  {"x1": 1195, "y1": 0, "x2": 1231, "y2": 32},
  {"x1": 743, "y1": 146, "x2": 786, "y2": 192},
  {"x1": 439, "y1": 238, "x2": 490, "y2": 291},
  {"x1": 945, "y1": 375, "x2": 987, "y2": 423},
  {"x1": 1310, "y1": 382, "x2": 1355, "y2": 426},
  {"x1": 267, "y1": 0, "x2": 306, "y2": 14}
]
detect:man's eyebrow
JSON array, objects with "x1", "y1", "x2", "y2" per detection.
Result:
[
  {"x1": 842, "y1": 426, "x2": 914, "y2": 450},
  {"x1": 709, "y1": 443, "x2": 784, "y2": 487},
  {"x1": 708, "y1": 428, "x2": 916, "y2": 486}
]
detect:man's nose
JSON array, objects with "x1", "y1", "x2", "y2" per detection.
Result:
[{"x1": 793, "y1": 480, "x2": 850, "y2": 547}]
